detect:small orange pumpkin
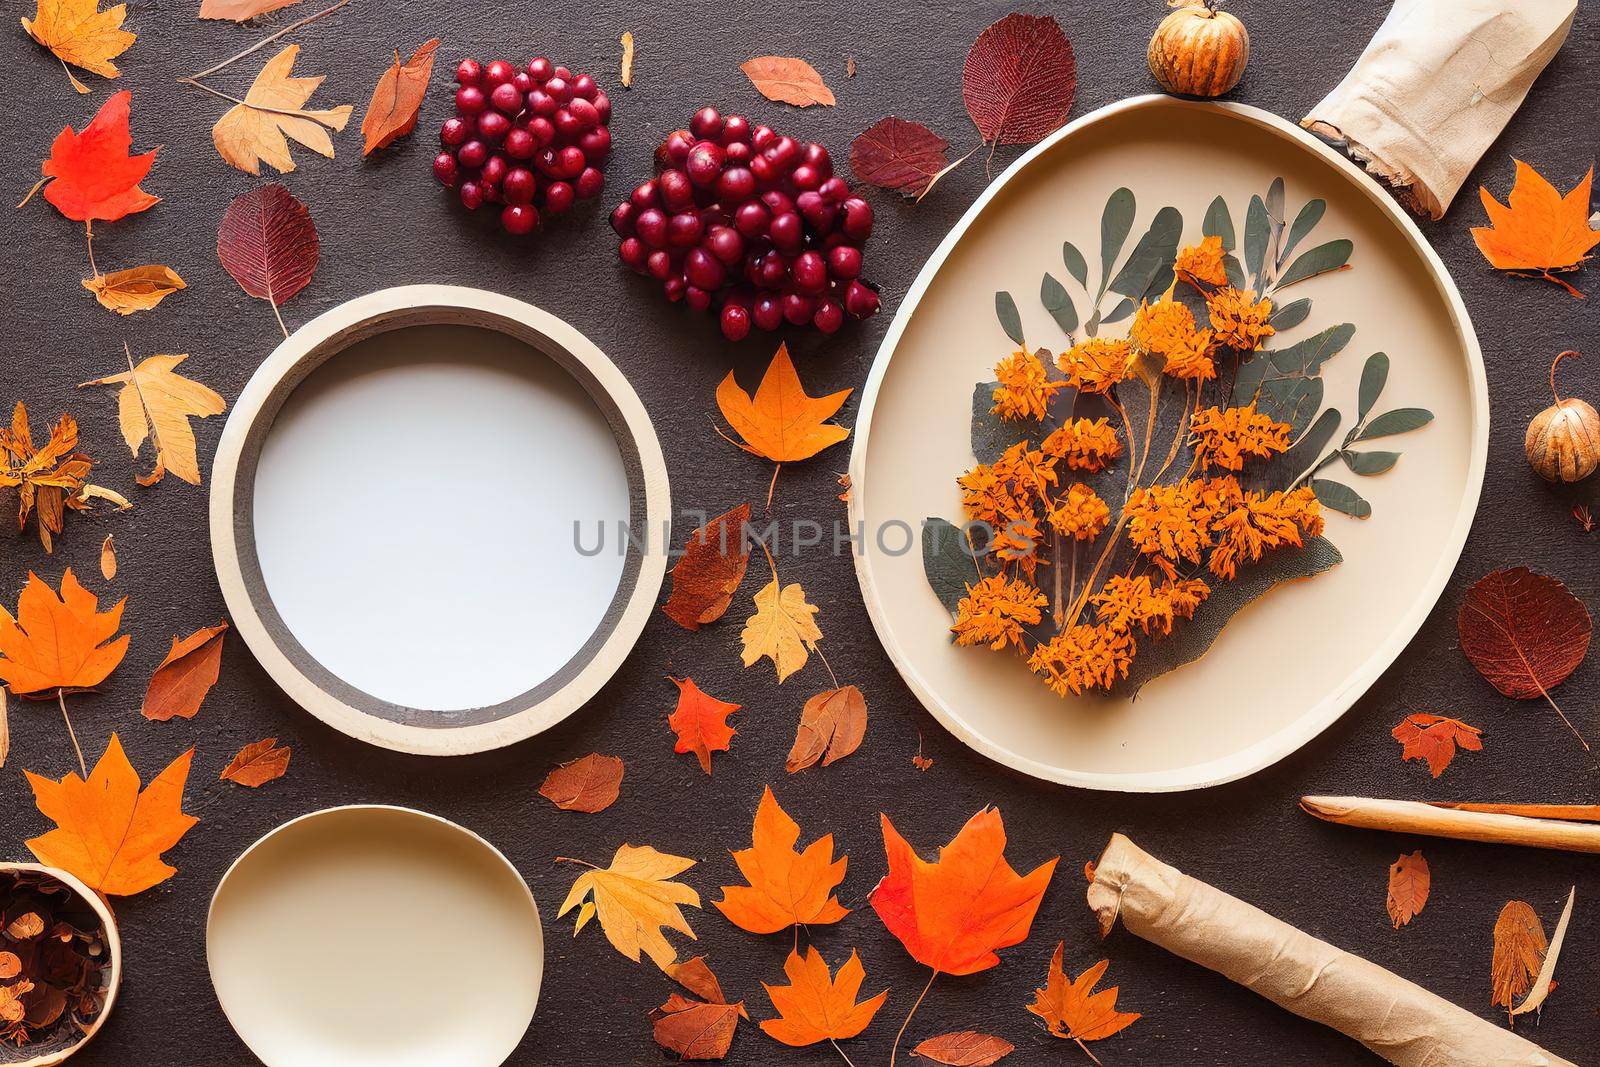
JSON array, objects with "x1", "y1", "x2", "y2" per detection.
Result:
[{"x1": 1148, "y1": 0, "x2": 1250, "y2": 98}]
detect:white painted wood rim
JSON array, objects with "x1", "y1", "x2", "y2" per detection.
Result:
[
  {"x1": 847, "y1": 95, "x2": 1489, "y2": 793},
  {"x1": 209, "y1": 285, "x2": 671, "y2": 755}
]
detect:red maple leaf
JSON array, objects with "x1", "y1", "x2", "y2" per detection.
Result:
[
  {"x1": 40, "y1": 91, "x2": 159, "y2": 223},
  {"x1": 667, "y1": 676, "x2": 739, "y2": 774}
]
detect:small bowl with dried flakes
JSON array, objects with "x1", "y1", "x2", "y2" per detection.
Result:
[{"x1": 0, "y1": 864, "x2": 120, "y2": 1066}]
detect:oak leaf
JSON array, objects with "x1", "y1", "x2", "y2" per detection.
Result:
[
  {"x1": 0, "y1": 569, "x2": 127, "y2": 696},
  {"x1": 668, "y1": 676, "x2": 739, "y2": 774},
  {"x1": 1391, "y1": 713, "x2": 1482, "y2": 777},
  {"x1": 558, "y1": 843, "x2": 700, "y2": 970},
  {"x1": 740, "y1": 578, "x2": 822, "y2": 683},
  {"x1": 199, "y1": 0, "x2": 308, "y2": 20},
  {"x1": 912, "y1": 1031, "x2": 1015, "y2": 1065},
  {"x1": 871, "y1": 807, "x2": 1056, "y2": 976},
  {"x1": 0, "y1": 405, "x2": 96, "y2": 552},
  {"x1": 1027, "y1": 944, "x2": 1139, "y2": 1048},
  {"x1": 21, "y1": 0, "x2": 135, "y2": 88},
  {"x1": 80, "y1": 352, "x2": 226, "y2": 486},
  {"x1": 37, "y1": 91, "x2": 157, "y2": 223},
  {"x1": 361, "y1": 39, "x2": 439, "y2": 155},
  {"x1": 1490, "y1": 900, "x2": 1546, "y2": 1014},
  {"x1": 715, "y1": 786, "x2": 848, "y2": 934},
  {"x1": 25, "y1": 734, "x2": 197, "y2": 896},
  {"x1": 663, "y1": 504, "x2": 750, "y2": 630},
  {"x1": 1472, "y1": 161, "x2": 1600, "y2": 297},
  {"x1": 82, "y1": 264, "x2": 185, "y2": 315},
  {"x1": 716, "y1": 343, "x2": 851, "y2": 463},
  {"x1": 741, "y1": 56, "x2": 834, "y2": 107},
  {"x1": 850, "y1": 117, "x2": 950, "y2": 198},
  {"x1": 217, "y1": 184, "x2": 319, "y2": 328},
  {"x1": 220, "y1": 737, "x2": 291, "y2": 786},
  {"x1": 963, "y1": 14, "x2": 1076, "y2": 146},
  {"x1": 787, "y1": 684, "x2": 867, "y2": 771},
  {"x1": 1458, "y1": 567, "x2": 1591, "y2": 748},
  {"x1": 1386, "y1": 851, "x2": 1429, "y2": 928},
  {"x1": 212, "y1": 44, "x2": 352, "y2": 175},
  {"x1": 141, "y1": 622, "x2": 227, "y2": 721},
  {"x1": 760, "y1": 947, "x2": 886, "y2": 1046},
  {"x1": 538, "y1": 752, "x2": 623, "y2": 813}
]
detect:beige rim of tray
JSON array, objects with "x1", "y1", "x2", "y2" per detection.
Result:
[
  {"x1": 210, "y1": 285, "x2": 670, "y2": 756},
  {"x1": 848, "y1": 96, "x2": 1488, "y2": 792}
]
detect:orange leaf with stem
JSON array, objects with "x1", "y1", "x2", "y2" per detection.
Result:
[
  {"x1": 715, "y1": 786, "x2": 848, "y2": 934},
  {"x1": 667, "y1": 676, "x2": 739, "y2": 774},
  {"x1": 36, "y1": 91, "x2": 158, "y2": 224},
  {"x1": 1472, "y1": 161, "x2": 1600, "y2": 297},
  {"x1": 1026, "y1": 943, "x2": 1139, "y2": 1064},
  {"x1": 715, "y1": 343, "x2": 851, "y2": 508},
  {"x1": 759, "y1": 947, "x2": 887, "y2": 1047},
  {"x1": 1386, "y1": 851, "x2": 1430, "y2": 928}
]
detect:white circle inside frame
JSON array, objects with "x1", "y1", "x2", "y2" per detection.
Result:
[{"x1": 209, "y1": 285, "x2": 671, "y2": 756}]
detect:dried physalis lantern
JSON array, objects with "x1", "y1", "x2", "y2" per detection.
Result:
[
  {"x1": 1526, "y1": 351, "x2": 1600, "y2": 483},
  {"x1": 1148, "y1": 0, "x2": 1249, "y2": 98}
]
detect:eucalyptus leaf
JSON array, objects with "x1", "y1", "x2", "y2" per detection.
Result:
[
  {"x1": 1278, "y1": 199, "x2": 1326, "y2": 266},
  {"x1": 971, "y1": 382, "x2": 1013, "y2": 463},
  {"x1": 1276, "y1": 239, "x2": 1353, "y2": 289},
  {"x1": 1263, "y1": 407, "x2": 1340, "y2": 492},
  {"x1": 1062, "y1": 241, "x2": 1089, "y2": 289},
  {"x1": 1357, "y1": 352, "x2": 1389, "y2": 420},
  {"x1": 1118, "y1": 536, "x2": 1344, "y2": 694},
  {"x1": 1099, "y1": 187, "x2": 1136, "y2": 294},
  {"x1": 1234, "y1": 322, "x2": 1356, "y2": 410},
  {"x1": 922, "y1": 517, "x2": 984, "y2": 616},
  {"x1": 1269, "y1": 298, "x2": 1311, "y2": 331},
  {"x1": 1040, "y1": 273, "x2": 1078, "y2": 334},
  {"x1": 1223, "y1": 253, "x2": 1246, "y2": 289},
  {"x1": 1258, "y1": 376, "x2": 1324, "y2": 436},
  {"x1": 1312, "y1": 478, "x2": 1372, "y2": 518},
  {"x1": 1203, "y1": 195, "x2": 1235, "y2": 249},
  {"x1": 1358, "y1": 407, "x2": 1433, "y2": 440},
  {"x1": 1102, "y1": 297, "x2": 1135, "y2": 325},
  {"x1": 994, "y1": 290, "x2": 1024, "y2": 345},
  {"x1": 1243, "y1": 195, "x2": 1270, "y2": 288},
  {"x1": 1341, "y1": 449, "x2": 1400, "y2": 475},
  {"x1": 1266, "y1": 177, "x2": 1286, "y2": 224},
  {"x1": 1109, "y1": 205, "x2": 1183, "y2": 301}
]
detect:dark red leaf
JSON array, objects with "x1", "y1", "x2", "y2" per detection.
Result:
[
  {"x1": 962, "y1": 13, "x2": 1076, "y2": 146},
  {"x1": 217, "y1": 184, "x2": 319, "y2": 307},
  {"x1": 1390, "y1": 714, "x2": 1482, "y2": 777},
  {"x1": 850, "y1": 117, "x2": 950, "y2": 197}
]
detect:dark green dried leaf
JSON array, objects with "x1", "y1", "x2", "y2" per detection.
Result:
[
  {"x1": 1098, "y1": 187, "x2": 1136, "y2": 291},
  {"x1": 1062, "y1": 241, "x2": 1088, "y2": 289},
  {"x1": 1040, "y1": 273, "x2": 1077, "y2": 334},
  {"x1": 923, "y1": 517, "x2": 984, "y2": 615},
  {"x1": 1269, "y1": 298, "x2": 1311, "y2": 331},
  {"x1": 1101, "y1": 297, "x2": 1135, "y2": 325},
  {"x1": 1313, "y1": 478, "x2": 1372, "y2": 518},
  {"x1": 1277, "y1": 239, "x2": 1353, "y2": 289},
  {"x1": 1243, "y1": 194, "x2": 1270, "y2": 286},
  {"x1": 995, "y1": 291, "x2": 1024, "y2": 345},
  {"x1": 1278, "y1": 199, "x2": 1326, "y2": 267},
  {"x1": 1357, "y1": 353, "x2": 1389, "y2": 421},
  {"x1": 1264, "y1": 407, "x2": 1340, "y2": 491},
  {"x1": 1342, "y1": 449, "x2": 1400, "y2": 475},
  {"x1": 971, "y1": 382, "x2": 1012, "y2": 463},
  {"x1": 1358, "y1": 407, "x2": 1433, "y2": 440},
  {"x1": 1202, "y1": 194, "x2": 1234, "y2": 249},
  {"x1": 1235, "y1": 322, "x2": 1356, "y2": 412},
  {"x1": 1109, "y1": 206, "x2": 1183, "y2": 303}
]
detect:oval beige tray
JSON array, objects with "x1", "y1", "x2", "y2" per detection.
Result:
[{"x1": 848, "y1": 95, "x2": 1488, "y2": 792}]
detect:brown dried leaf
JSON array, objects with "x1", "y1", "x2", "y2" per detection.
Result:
[
  {"x1": 142, "y1": 622, "x2": 227, "y2": 721},
  {"x1": 199, "y1": 0, "x2": 308, "y2": 20},
  {"x1": 850, "y1": 117, "x2": 950, "y2": 198},
  {"x1": 212, "y1": 45, "x2": 353, "y2": 175},
  {"x1": 361, "y1": 39, "x2": 439, "y2": 155},
  {"x1": 912, "y1": 1031, "x2": 1015, "y2": 1065},
  {"x1": 1390, "y1": 714, "x2": 1482, "y2": 777},
  {"x1": 99, "y1": 534, "x2": 116, "y2": 580},
  {"x1": 1490, "y1": 900, "x2": 1547, "y2": 1012},
  {"x1": 82, "y1": 265, "x2": 186, "y2": 315},
  {"x1": 1386, "y1": 851, "x2": 1429, "y2": 928},
  {"x1": 220, "y1": 737, "x2": 291, "y2": 786},
  {"x1": 663, "y1": 504, "x2": 750, "y2": 630},
  {"x1": 786, "y1": 685, "x2": 867, "y2": 771},
  {"x1": 740, "y1": 56, "x2": 835, "y2": 107},
  {"x1": 651, "y1": 992, "x2": 742, "y2": 1060},
  {"x1": 538, "y1": 753, "x2": 623, "y2": 813},
  {"x1": 963, "y1": 13, "x2": 1076, "y2": 146}
]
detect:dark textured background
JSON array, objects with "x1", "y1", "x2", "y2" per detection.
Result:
[{"x1": 2, "y1": 1, "x2": 1597, "y2": 1064}]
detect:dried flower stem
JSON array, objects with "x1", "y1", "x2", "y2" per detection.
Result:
[
  {"x1": 84, "y1": 222, "x2": 97, "y2": 279},
  {"x1": 57, "y1": 691, "x2": 86, "y2": 779}
]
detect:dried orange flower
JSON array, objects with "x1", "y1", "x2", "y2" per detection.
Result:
[
  {"x1": 1042, "y1": 418, "x2": 1122, "y2": 472},
  {"x1": 1027, "y1": 623, "x2": 1135, "y2": 695},
  {"x1": 1092, "y1": 574, "x2": 1175, "y2": 636},
  {"x1": 1048, "y1": 482, "x2": 1110, "y2": 541},
  {"x1": 1162, "y1": 330, "x2": 1217, "y2": 381},
  {"x1": 958, "y1": 443, "x2": 1060, "y2": 573},
  {"x1": 991, "y1": 348, "x2": 1064, "y2": 421},
  {"x1": 1206, "y1": 483, "x2": 1324, "y2": 581},
  {"x1": 1058, "y1": 337, "x2": 1132, "y2": 394},
  {"x1": 1130, "y1": 299, "x2": 1217, "y2": 381},
  {"x1": 952, "y1": 573, "x2": 1047, "y2": 651},
  {"x1": 1161, "y1": 576, "x2": 1210, "y2": 618},
  {"x1": 1123, "y1": 481, "x2": 1209, "y2": 567},
  {"x1": 0, "y1": 405, "x2": 95, "y2": 552},
  {"x1": 1190, "y1": 404, "x2": 1292, "y2": 470},
  {"x1": 1207, "y1": 287, "x2": 1275, "y2": 351},
  {"x1": 1175, "y1": 234, "x2": 1228, "y2": 287}
]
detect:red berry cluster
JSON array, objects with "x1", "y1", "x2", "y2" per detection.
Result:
[
  {"x1": 433, "y1": 57, "x2": 612, "y2": 235},
  {"x1": 611, "y1": 107, "x2": 881, "y2": 341}
]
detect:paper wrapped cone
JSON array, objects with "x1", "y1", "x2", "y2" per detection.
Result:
[{"x1": 1086, "y1": 834, "x2": 1575, "y2": 1067}]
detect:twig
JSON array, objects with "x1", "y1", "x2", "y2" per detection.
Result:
[
  {"x1": 829, "y1": 1038, "x2": 861, "y2": 1067},
  {"x1": 178, "y1": 77, "x2": 343, "y2": 124},
  {"x1": 84, "y1": 222, "x2": 97, "y2": 279},
  {"x1": 181, "y1": 0, "x2": 354, "y2": 82},
  {"x1": 268, "y1": 299, "x2": 289, "y2": 339},
  {"x1": 1076, "y1": 1037, "x2": 1106, "y2": 1066},
  {"x1": 766, "y1": 462, "x2": 781, "y2": 513},
  {"x1": 57, "y1": 690, "x2": 86, "y2": 779},
  {"x1": 888, "y1": 970, "x2": 938, "y2": 1067},
  {"x1": 815, "y1": 645, "x2": 840, "y2": 689}
]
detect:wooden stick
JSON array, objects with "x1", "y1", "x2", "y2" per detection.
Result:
[
  {"x1": 1430, "y1": 801, "x2": 1600, "y2": 823},
  {"x1": 1300, "y1": 795, "x2": 1600, "y2": 854}
]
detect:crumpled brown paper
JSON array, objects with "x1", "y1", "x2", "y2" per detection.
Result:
[
  {"x1": 1087, "y1": 834, "x2": 1575, "y2": 1067},
  {"x1": 1303, "y1": 0, "x2": 1577, "y2": 219}
]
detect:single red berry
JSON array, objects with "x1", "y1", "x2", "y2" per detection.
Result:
[
  {"x1": 501, "y1": 203, "x2": 538, "y2": 234},
  {"x1": 575, "y1": 166, "x2": 605, "y2": 199},
  {"x1": 734, "y1": 200, "x2": 771, "y2": 238},
  {"x1": 632, "y1": 180, "x2": 660, "y2": 209},
  {"x1": 792, "y1": 250, "x2": 827, "y2": 294},
  {"x1": 553, "y1": 107, "x2": 584, "y2": 141},
  {"x1": 783, "y1": 292, "x2": 816, "y2": 325},
  {"x1": 433, "y1": 152, "x2": 460, "y2": 187},
  {"x1": 504, "y1": 127, "x2": 536, "y2": 159},
  {"x1": 685, "y1": 285, "x2": 712, "y2": 312},
  {"x1": 667, "y1": 212, "x2": 704, "y2": 248},
  {"x1": 790, "y1": 163, "x2": 822, "y2": 191},
  {"x1": 456, "y1": 58, "x2": 483, "y2": 86},
  {"x1": 485, "y1": 59, "x2": 517, "y2": 86},
  {"x1": 479, "y1": 110, "x2": 513, "y2": 142},
  {"x1": 663, "y1": 275, "x2": 687, "y2": 302},
  {"x1": 503, "y1": 167, "x2": 536, "y2": 204},
  {"x1": 528, "y1": 57, "x2": 554, "y2": 80},
  {"x1": 691, "y1": 106, "x2": 723, "y2": 139},
  {"x1": 686, "y1": 141, "x2": 726, "y2": 187},
  {"x1": 481, "y1": 154, "x2": 509, "y2": 185},
  {"x1": 660, "y1": 130, "x2": 695, "y2": 168},
  {"x1": 490, "y1": 82, "x2": 524, "y2": 115},
  {"x1": 716, "y1": 167, "x2": 756, "y2": 204},
  {"x1": 813, "y1": 299, "x2": 844, "y2": 334},
  {"x1": 705, "y1": 226, "x2": 744, "y2": 266},
  {"x1": 768, "y1": 211, "x2": 803, "y2": 253},
  {"x1": 751, "y1": 125, "x2": 775, "y2": 149},
  {"x1": 593, "y1": 91, "x2": 612, "y2": 124},
  {"x1": 749, "y1": 153, "x2": 779, "y2": 185},
  {"x1": 765, "y1": 136, "x2": 800, "y2": 170},
  {"x1": 753, "y1": 295, "x2": 783, "y2": 330},
  {"x1": 578, "y1": 126, "x2": 612, "y2": 161},
  {"x1": 760, "y1": 190, "x2": 796, "y2": 217},
  {"x1": 459, "y1": 181, "x2": 485, "y2": 210},
  {"x1": 725, "y1": 142, "x2": 752, "y2": 165},
  {"x1": 800, "y1": 142, "x2": 833, "y2": 176},
  {"x1": 556, "y1": 145, "x2": 586, "y2": 179},
  {"x1": 720, "y1": 303, "x2": 751, "y2": 340},
  {"x1": 553, "y1": 65, "x2": 573, "y2": 79},
  {"x1": 611, "y1": 201, "x2": 638, "y2": 236},
  {"x1": 543, "y1": 180, "x2": 576, "y2": 214},
  {"x1": 567, "y1": 97, "x2": 600, "y2": 131},
  {"x1": 658, "y1": 169, "x2": 695, "y2": 212},
  {"x1": 841, "y1": 197, "x2": 873, "y2": 241},
  {"x1": 646, "y1": 250, "x2": 674, "y2": 280},
  {"x1": 619, "y1": 236, "x2": 648, "y2": 271},
  {"x1": 685, "y1": 247, "x2": 726, "y2": 290},
  {"x1": 512, "y1": 71, "x2": 535, "y2": 94},
  {"x1": 526, "y1": 116, "x2": 556, "y2": 146},
  {"x1": 526, "y1": 89, "x2": 558, "y2": 118},
  {"x1": 457, "y1": 139, "x2": 489, "y2": 169},
  {"x1": 544, "y1": 76, "x2": 572, "y2": 102},
  {"x1": 572, "y1": 73, "x2": 599, "y2": 100},
  {"x1": 796, "y1": 191, "x2": 836, "y2": 233},
  {"x1": 818, "y1": 176, "x2": 849, "y2": 203},
  {"x1": 826, "y1": 245, "x2": 862, "y2": 280},
  {"x1": 721, "y1": 115, "x2": 751, "y2": 145},
  {"x1": 456, "y1": 85, "x2": 488, "y2": 115},
  {"x1": 440, "y1": 117, "x2": 470, "y2": 146},
  {"x1": 756, "y1": 252, "x2": 788, "y2": 289},
  {"x1": 844, "y1": 280, "x2": 880, "y2": 318}
]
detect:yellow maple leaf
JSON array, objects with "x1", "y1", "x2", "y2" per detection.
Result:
[
  {"x1": 82, "y1": 264, "x2": 185, "y2": 315},
  {"x1": 1472, "y1": 160, "x2": 1600, "y2": 297},
  {"x1": 21, "y1": 0, "x2": 135, "y2": 91},
  {"x1": 80, "y1": 352, "x2": 226, "y2": 486},
  {"x1": 741, "y1": 576, "x2": 823, "y2": 682},
  {"x1": 212, "y1": 44, "x2": 352, "y2": 175},
  {"x1": 716, "y1": 343, "x2": 851, "y2": 463},
  {"x1": 557, "y1": 843, "x2": 700, "y2": 970}
]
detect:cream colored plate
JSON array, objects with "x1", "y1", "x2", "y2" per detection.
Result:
[
  {"x1": 208, "y1": 807, "x2": 543, "y2": 1067},
  {"x1": 849, "y1": 96, "x2": 1487, "y2": 792}
]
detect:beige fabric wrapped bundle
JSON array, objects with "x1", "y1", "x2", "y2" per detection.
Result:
[
  {"x1": 1303, "y1": 0, "x2": 1577, "y2": 219},
  {"x1": 1086, "y1": 834, "x2": 1575, "y2": 1067}
]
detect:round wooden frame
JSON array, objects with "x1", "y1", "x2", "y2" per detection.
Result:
[
  {"x1": 848, "y1": 96, "x2": 1490, "y2": 792},
  {"x1": 209, "y1": 285, "x2": 670, "y2": 755}
]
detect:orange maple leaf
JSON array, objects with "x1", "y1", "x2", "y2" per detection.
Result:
[
  {"x1": 759, "y1": 947, "x2": 887, "y2": 1047},
  {"x1": 24, "y1": 734, "x2": 198, "y2": 896},
  {"x1": 1390, "y1": 713, "x2": 1482, "y2": 777},
  {"x1": 870, "y1": 807, "x2": 1057, "y2": 976},
  {"x1": 667, "y1": 676, "x2": 739, "y2": 774},
  {"x1": 38, "y1": 90, "x2": 159, "y2": 224},
  {"x1": 0, "y1": 569, "x2": 128, "y2": 696},
  {"x1": 715, "y1": 786, "x2": 849, "y2": 934},
  {"x1": 1027, "y1": 943, "x2": 1140, "y2": 1052},
  {"x1": 716, "y1": 343, "x2": 852, "y2": 463},
  {"x1": 1472, "y1": 161, "x2": 1600, "y2": 297},
  {"x1": 1386, "y1": 850, "x2": 1430, "y2": 928}
]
